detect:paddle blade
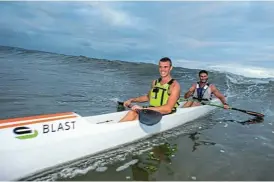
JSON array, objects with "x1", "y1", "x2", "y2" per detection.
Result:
[
  {"x1": 246, "y1": 111, "x2": 265, "y2": 118},
  {"x1": 204, "y1": 102, "x2": 265, "y2": 118},
  {"x1": 117, "y1": 101, "x2": 125, "y2": 112},
  {"x1": 231, "y1": 108, "x2": 265, "y2": 117},
  {"x1": 139, "y1": 109, "x2": 162, "y2": 126}
]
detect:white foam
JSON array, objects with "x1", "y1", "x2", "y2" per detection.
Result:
[
  {"x1": 110, "y1": 97, "x2": 120, "y2": 103},
  {"x1": 116, "y1": 159, "x2": 139, "y2": 172},
  {"x1": 225, "y1": 74, "x2": 272, "y2": 86},
  {"x1": 173, "y1": 59, "x2": 274, "y2": 79},
  {"x1": 208, "y1": 64, "x2": 274, "y2": 79},
  {"x1": 95, "y1": 166, "x2": 108, "y2": 172}
]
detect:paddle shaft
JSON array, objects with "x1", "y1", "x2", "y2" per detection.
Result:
[
  {"x1": 201, "y1": 102, "x2": 264, "y2": 117},
  {"x1": 118, "y1": 98, "x2": 264, "y2": 118},
  {"x1": 180, "y1": 98, "x2": 264, "y2": 117}
]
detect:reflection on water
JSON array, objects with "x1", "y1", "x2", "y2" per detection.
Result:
[
  {"x1": 188, "y1": 132, "x2": 216, "y2": 152},
  {"x1": 130, "y1": 142, "x2": 178, "y2": 181},
  {"x1": 129, "y1": 131, "x2": 218, "y2": 181},
  {"x1": 223, "y1": 116, "x2": 264, "y2": 125}
]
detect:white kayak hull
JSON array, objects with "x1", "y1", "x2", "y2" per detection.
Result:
[{"x1": 0, "y1": 99, "x2": 221, "y2": 180}]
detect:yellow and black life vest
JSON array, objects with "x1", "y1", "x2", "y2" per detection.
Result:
[{"x1": 149, "y1": 78, "x2": 180, "y2": 112}]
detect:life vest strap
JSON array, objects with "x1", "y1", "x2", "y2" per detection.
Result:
[
  {"x1": 155, "y1": 78, "x2": 175, "y2": 86},
  {"x1": 192, "y1": 97, "x2": 211, "y2": 101}
]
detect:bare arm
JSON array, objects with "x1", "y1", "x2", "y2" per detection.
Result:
[
  {"x1": 184, "y1": 84, "x2": 196, "y2": 99},
  {"x1": 146, "y1": 80, "x2": 181, "y2": 114},
  {"x1": 211, "y1": 85, "x2": 227, "y2": 105},
  {"x1": 130, "y1": 95, "x2": 149, "y2": 103}
]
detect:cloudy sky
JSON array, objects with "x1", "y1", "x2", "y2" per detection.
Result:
[{"x1": 1, "y1": 1, "x2": 274, "y2": 77}]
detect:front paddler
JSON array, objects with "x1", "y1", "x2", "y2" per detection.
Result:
[{"x1": 119, "y1": 57, "x2": 181, "y2": 122}]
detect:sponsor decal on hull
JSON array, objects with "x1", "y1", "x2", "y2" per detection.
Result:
[
  {"x1": 13, "y1": 126, "x2": 38, "y2": 140},
  {"x1": 2, "y1": 112, "x2": 78, "y2": 140},
  {"x1": 43, "y1": 121, "x2": 76, "y2": 133}
]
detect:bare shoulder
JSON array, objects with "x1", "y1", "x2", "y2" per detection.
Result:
[
  {"x1": 171, "y1": 80, "x2": 181, "y2": 88},
  {"x1": 210, "y1": 84, "x2": 219, "y2": 92},
  {"x1": 151, "y1": 79, "x2": 156, "y2": 87},
  {"x1": 210, "y1": 83, "x2": 216, "y2": 89},
  {"x1": 170, "y1": 80, "x2": 181, "y2": 93}
]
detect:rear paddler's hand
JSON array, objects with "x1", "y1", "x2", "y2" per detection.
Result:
[{"x1": 223, "y1": 103, "x2": 230, "y2": 109}]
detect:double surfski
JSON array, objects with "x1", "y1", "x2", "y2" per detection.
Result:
[{"x1": 0, "y1": 98, "x2": 262, "y2": 181}]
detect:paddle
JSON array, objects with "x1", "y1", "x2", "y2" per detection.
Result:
[
  {"x1": 200, "y1": 102, "x2": 265, "y2": 118},
  {"x1": 117, "y1": 101, "x2": 162, "y2": 126},
  {"x1": 178, "y1": 98, "x2": 264, "y2": 117}
]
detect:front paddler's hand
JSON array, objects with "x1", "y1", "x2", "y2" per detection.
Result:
[
  {"x1": 223, "y1": 103, "x2": 230, "y2": 109},
  {"x1": 131, "y1": 105, "x2": 143, "y2": 111},
  {"x1": 124, "y1": 99, "x2": 133, "y2": 107}
]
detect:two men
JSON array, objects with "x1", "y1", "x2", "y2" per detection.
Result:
[{"x1": 119, "y1": 58, "x2": 228, "y2": 122}]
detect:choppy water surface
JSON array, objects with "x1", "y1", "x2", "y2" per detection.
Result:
[{"x1": 1, "y1": 46, "x2": 274, "y2": 181}]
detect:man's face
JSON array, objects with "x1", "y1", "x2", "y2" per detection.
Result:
[
  {"x1": 159, "y1": 61, "x2": 172, "y2": 77},
  {"x1": 199, "y1": 73, "x2": 208, "y2": 83}
]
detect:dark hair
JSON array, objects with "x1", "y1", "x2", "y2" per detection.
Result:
[
  {"x1": 199, "y1": 70, "x2": 208, "y2": 76},
  {"x1": 159, "y1": 57, "x2": 172, "y2": 66}
]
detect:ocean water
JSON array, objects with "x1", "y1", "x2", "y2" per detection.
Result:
[{"x1": 1, "y1": 46, "x2": 274, "y2": 181}]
